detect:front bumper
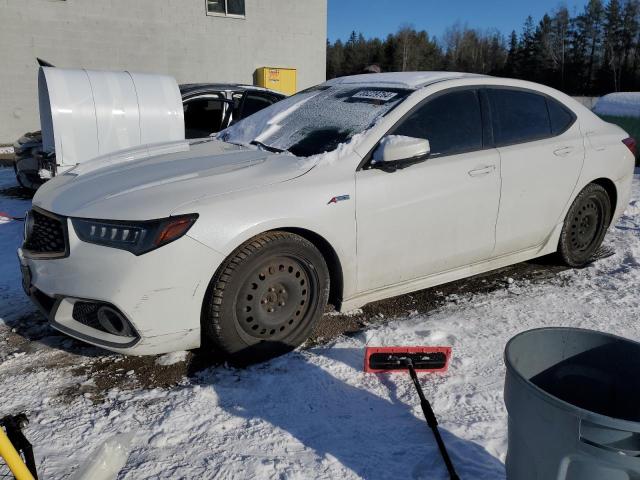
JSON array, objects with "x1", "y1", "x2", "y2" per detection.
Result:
[{"x1": 18, "y1": 222, "x2": 225, "y2": 355}]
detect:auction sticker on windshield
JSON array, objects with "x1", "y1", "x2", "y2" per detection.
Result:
[{"x1": 351, "y1": 90, "x2": 399, "y2": 102}]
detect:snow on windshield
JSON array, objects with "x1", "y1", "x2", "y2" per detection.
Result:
[{"x1": 217, "y1": 85, "x2": 412, "y2": 157}]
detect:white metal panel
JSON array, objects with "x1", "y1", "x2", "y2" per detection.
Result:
[
  {"x1": 130, "y1": 72, "x2": 185, "y2": 145},
  {"x1": 38, "y1": 67, "x2": 184, "y2": 169},
  {"x1": 39, "y1": 67, "x2": 100, "y2": 166},
  {"x1": 355, "y1": 149, "x2": 501, "y2": 292},
  {"x1": 86, "y1": 70, "x2": 141, "y2": 155},
  {"x1": 493, "y1": 124, "x2": 585, "y2": 256}
]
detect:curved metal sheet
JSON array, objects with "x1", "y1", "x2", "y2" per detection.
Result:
[{"x1": 38, "y1": 67, "x2": 184, "y2": 169}]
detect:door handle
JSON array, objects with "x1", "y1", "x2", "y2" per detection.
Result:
[
  {"x1": 468, "y1": 165, "x2": 495, "y2": 177},
  {"x1": 554, "y1": 146, "x2": 574, "y2": 157}
]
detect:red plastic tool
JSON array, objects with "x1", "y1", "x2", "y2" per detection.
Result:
[
  {"x1": 364, "y1": 346, "x2": 452, "y2": 373},
  {"x1": 364, "y1": 345, "x2": 458, "y2": 480}
]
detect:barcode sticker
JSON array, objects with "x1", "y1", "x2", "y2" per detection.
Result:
[{"x1": 352, "y1": 90, "x2": 398, "y2": 102}]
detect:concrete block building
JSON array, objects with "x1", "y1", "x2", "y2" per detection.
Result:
[{"x1": 0, "y1": 0, "x2": 327, "y2": 143}]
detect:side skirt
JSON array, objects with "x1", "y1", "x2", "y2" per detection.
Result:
[{"x1": 339, "y1": 223, "x2": 563, "y2": 312}]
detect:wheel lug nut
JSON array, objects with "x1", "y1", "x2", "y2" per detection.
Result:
[
  {"x1": 261, "y1": 299, "x2": 267, "y2": 304},
  {"x1": 279, "y1": 302, "x2": 285, "y2": 306},
  {"x1": 279, "y1": 289, "x2": 285, "y2": 294},
  {"x1": 268, "y1": 308, "x2": 274, "y2": 313}
]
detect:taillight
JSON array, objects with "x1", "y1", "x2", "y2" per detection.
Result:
[{"x1": 623, "y1": 137, "x2": 637, "y2": 157}]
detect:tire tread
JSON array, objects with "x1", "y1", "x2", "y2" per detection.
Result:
[{"x1": 202, "y1": 231, "x2": 328, "y2": 355}]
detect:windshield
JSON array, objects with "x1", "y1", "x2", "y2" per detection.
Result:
[{"x1": 217, "y1": 85, "x2": 412, "y2": 157}]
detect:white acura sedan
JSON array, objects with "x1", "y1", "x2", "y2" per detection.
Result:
[{"x1": 18, "y1": 72, "x2": 636, "y2": 359}]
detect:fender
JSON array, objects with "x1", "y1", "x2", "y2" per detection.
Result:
[{"x1": 180, "y1": 165, "x2": 359, "y2": 301}]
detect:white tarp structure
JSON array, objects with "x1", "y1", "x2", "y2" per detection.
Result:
[{"x1": 38, "y1": 67, "x2": 184, "y2": 169}]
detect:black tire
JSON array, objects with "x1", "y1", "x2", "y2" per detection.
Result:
[
  {"x1": 13, "y1": 158, "x2": 41, "y2": 192},
  {"x1": 202, "y1": 231, "x2": 329, "y2": 362},
  {"x1": 558, "y1": 183, "x2": 612, "y2": 268}
]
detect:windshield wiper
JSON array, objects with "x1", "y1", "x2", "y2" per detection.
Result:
[{"x1": 250, "y1": 140, "x2": 286, "y2": 154}]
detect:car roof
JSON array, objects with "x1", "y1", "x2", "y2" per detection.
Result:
[
  {"x1": 324, "y1": 71, "x2": 489, "y2": 90},
  {"x1": 179, "y1": 83, "x2": 286, "y2": 97}
]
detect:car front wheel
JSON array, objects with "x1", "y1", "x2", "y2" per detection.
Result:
[
  {"x1": 558, "y1": 183, "x2": 612, "y2": 268},
  {"x1": 202, "y1": 231, "x2": 329, "y2": 361}
]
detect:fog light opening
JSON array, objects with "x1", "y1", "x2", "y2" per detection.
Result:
[{"x1": 97, "y1": 306, "x2": 133, "y2": 337}]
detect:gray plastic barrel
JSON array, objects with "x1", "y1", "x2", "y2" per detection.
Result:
[{"x1": 504, "y1": 327, "x2": 640, "y2": 480}]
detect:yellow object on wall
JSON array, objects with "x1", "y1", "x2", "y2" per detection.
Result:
[{"x1": 255, "y1": 67, "x2": 297, "y2": 95}]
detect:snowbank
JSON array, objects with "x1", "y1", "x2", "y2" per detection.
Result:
[
  {"x1": 593, "y1": 92, "x2": 640, "y2": 118},
  {"x1": 155, "y1": 351, "x2": 189, "y2": 366}
]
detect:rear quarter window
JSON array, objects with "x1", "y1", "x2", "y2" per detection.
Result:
[
  {"x1": 547, "y1": 98, "x2": 575, "y2": 135},
  {"x1": 488, "y1": 89, "x2": 551, "y2": 146}
]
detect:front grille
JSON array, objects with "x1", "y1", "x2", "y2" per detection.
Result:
[{"x1": 23, "y1": 209, "x2": 68, "y2": 257}]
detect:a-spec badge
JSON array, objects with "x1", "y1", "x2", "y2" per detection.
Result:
[{"x1": 327, "y1": 195, "x2": 350, "y2": 205}]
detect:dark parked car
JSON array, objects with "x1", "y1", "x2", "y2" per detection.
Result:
[{"x1": 14, "y1": 83, "x2": 285, "y2": 190}]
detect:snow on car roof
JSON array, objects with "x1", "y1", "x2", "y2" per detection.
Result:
[{"x1": 325, "y1": 71, "x2": 489, "y2": 90}]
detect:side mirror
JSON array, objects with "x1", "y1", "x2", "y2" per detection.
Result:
[{"x1": 371, "y1": 136, "x2": 431, "y2": 172}]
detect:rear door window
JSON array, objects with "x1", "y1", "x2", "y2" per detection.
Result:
[
  {"x1": 488, "y1": 89, "x2": 551, "y2": 146},
  {"x1": 240, "y1": 93, "x2": 278, "y2": 119},
  {"x1": 183, "y1": 96, "x2": 225, "y2": 138},
  {"x1": 392, "y1": 89, "x2": 483, "y2": 157}
]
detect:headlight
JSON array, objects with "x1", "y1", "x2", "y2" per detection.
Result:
[{"x1": 71, "y1": 214, "x2": 198, "y2": 255}]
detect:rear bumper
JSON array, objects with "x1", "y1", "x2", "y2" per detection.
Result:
[
  {"x1": 18, "y1": 223, "x2": 225, "y2": 355},
  {"x1": 612, "y1": 171, "x2": 635, "y2": 225}
]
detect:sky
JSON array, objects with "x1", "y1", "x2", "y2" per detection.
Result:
[{"x1": 328, "y1": 0, "x2": 590, "y2": 42}]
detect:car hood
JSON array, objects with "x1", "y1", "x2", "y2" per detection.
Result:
[{"x1": 33, "y1": 139, "x2": 313, "y2": 220}]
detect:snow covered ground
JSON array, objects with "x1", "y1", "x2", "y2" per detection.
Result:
[
  {"x1": 593, "y1": 92, "x2": 640, "y2": 118},
  {"x1": 1, "y1": 166, "x2": 640, "y2": 479}
]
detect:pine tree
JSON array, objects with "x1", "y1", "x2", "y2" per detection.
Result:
[
  {"x1": 533, "y1": 14, "x2": 556, "y2": 85},
  {"x1": 568, "y1": 0, "x2": 605, "y2": 92},
  {"x1": 621, "y1": 0, "x2": 640, "y2": 88},
  {"x1": 324, "y1": 1, "x2": 639, "y2": 94},
  {"x1": 326, "y1": 39, "x2": 345, "y2": 79},
  {"x1": 601, "y1": 0, "x2": 624, "y2": 91},
  {"x1": 550, "y1": 7, "x2": 570, "y2": 89},
  {"x1": 519, "y1": 16, "x2": 537, "y2": 79},
  {"x1": 504, "y1": 30, "x2": 520, "y2": 77}
]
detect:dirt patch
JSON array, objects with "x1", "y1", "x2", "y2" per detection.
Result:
[
  {"x1": 70, "y1": 353, "x2": 194, "y2": 401},
  {"x1": 308, "y1": 255, "x2": 567, "y2": 345}
]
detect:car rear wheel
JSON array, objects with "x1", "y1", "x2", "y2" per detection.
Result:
[
  {"x1": 558, "y1": 183, "x2": 612, "y2": 268},
  {"x1": 202, "y1": 231, "x2": 329, "y2": 361}
]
